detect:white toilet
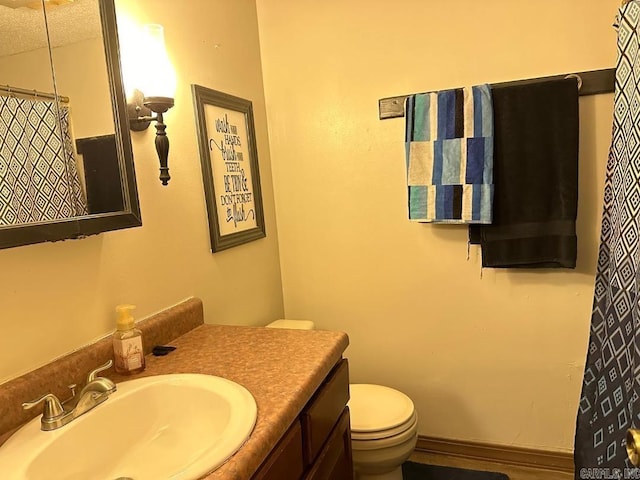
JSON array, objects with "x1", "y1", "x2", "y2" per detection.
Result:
[{"x1": 266, "y1": 320, "x2": 418, "y2": 480}]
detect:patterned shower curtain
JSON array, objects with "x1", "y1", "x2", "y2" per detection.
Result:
[
  {"x1": 0, "y1": 96, "x2": 87, "y2": 226},
  {"x1": 575, "y1": 2, "x2": 640, "y2": 476}
]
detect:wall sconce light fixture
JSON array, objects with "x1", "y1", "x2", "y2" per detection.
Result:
[{"x1": 127, "y1": 24, "x2": 176, "y2": 186}]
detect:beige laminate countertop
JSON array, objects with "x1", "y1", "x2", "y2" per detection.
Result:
[{"x1": 112, "y1": 324, "x2": 349, "y2": 480}]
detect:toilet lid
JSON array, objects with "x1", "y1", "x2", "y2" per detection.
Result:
[{"x1": 348, "y1": 384, "x2": 415, "y2": 433}]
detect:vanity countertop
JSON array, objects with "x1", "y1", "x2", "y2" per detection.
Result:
[{"x1": 112, "y1": 323, "x2": 349, "y2": 480}]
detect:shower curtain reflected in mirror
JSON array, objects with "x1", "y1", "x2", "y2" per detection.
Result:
[{"x1": 0, "y1": 96, "x2": 87, "y2": 226}]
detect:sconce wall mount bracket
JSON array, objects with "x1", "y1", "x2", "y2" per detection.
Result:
[
  {"x1": 127, "y1": 89, "x2": 152, "y2": 132},
  {"x1": 128, "y1": 89, "x2": 175, "y2": 186}
]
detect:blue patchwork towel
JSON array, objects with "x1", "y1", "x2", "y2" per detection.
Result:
[{"x1": 405, "y1": 85, "x2": 494, "y2": 223}]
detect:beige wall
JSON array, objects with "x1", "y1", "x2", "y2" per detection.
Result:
[
  {"x1": 0, "y1": 0, "x2": 284, "y2": 384},
  {"x1": 0, "y1": 39, "x2": 116, "y2": 137},
  {"x1": 256, "y1": 0, "x2": 618, "y2": 451},
  {"x1": 0, "y1": 46, "x2": 55, "y2": 93},
  {"x1": 51, "y1": 38, "x2": 115, "y2": 138}
]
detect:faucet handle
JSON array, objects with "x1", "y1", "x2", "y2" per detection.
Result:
[
  {"x1": 87, "y1": 359, "x2": 113, "y2": 382},
  {"x1": 62, "y1": 384, "x2": 77, "y2": 406},
  {"x1": 22, "y1": 393, "x2": 64, "y2": 420}
]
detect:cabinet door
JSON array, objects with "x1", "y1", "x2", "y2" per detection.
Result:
[
  {"x1": 252, "y1": 420, "x2": 304, "y2": 480},
  {"x1": 301, "y1": 359, "x2": 350, "y2": 467},
  {"x1": 304, "y1": 408, "x2": 354, "y2": 480}
]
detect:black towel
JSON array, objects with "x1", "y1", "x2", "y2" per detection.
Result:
[
  {"x1": 75, "y1": 134, "x2": 124, "y2": 214},
  {"x1": 469, "y1": 78, "x2": 579, "y2": 268}
]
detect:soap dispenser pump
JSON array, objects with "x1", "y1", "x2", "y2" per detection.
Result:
[{"x1": 113, "y1": 304, "x2": 145, "y2": 375}]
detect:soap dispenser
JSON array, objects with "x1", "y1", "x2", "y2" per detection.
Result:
[{"x1": 113, "y1": 304, "x2": 145, "y2": 375}]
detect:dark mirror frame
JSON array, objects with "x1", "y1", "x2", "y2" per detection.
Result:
[{"x1": 0, "y1": 0, "x2": 141, "y2": 250}]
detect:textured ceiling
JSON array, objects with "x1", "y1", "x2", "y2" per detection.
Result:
[{"x1": 0, "y1": 0, "x2": 101, "y2": 58}]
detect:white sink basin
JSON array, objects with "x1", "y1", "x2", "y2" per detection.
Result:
[{"x1": 0, "y1": 374, "x2": 257, "y2": 480}]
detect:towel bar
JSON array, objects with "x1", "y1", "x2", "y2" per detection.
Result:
[{"x1": 378, "y1": 67, "x2": 615, "y2": 120}]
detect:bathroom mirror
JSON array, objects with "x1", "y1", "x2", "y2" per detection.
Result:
[{"x1": 0, "y1": 0, "x2": 141, "y2": 249}]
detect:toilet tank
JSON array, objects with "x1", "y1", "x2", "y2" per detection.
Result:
[{"x1": 266, "y1": 319, "x2": 315, "y2": 330}]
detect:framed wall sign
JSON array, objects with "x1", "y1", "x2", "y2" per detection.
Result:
[{"x1": 192, "y1": 85, "x2": 266, "y2": 252}]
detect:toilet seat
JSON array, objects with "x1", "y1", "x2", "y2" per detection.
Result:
[
  {"x1": 351, "y1": 412, "x2": 418, "y2": 451},
  {"x1": 349, "y1": 384, "x2": 415, "y2": 432},
  {"x1": 351, "y1": 410, "x2": 418, "y2": 442}
]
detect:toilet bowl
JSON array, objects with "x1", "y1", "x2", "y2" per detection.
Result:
[
  {"x1": 349, "y1": 383, "x2": 418, "y2": 480},
  {"x1": 265, "y1": 320, "x2": 418, "y2": 480}
]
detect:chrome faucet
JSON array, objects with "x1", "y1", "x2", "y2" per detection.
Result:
[{"x1": 22, "y1": 360, "x2": 117, "y2": 431}]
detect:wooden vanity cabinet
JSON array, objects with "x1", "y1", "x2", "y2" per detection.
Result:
[
  {"x1": 252, "y1": 420, "x2": 305, "y2": 480},
  {"x1": 252, "y1": 359, "x2": 353, "y2": 480},
  {"x1": 303, "y1": 409, "x2": 352, "y2": 480}
]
